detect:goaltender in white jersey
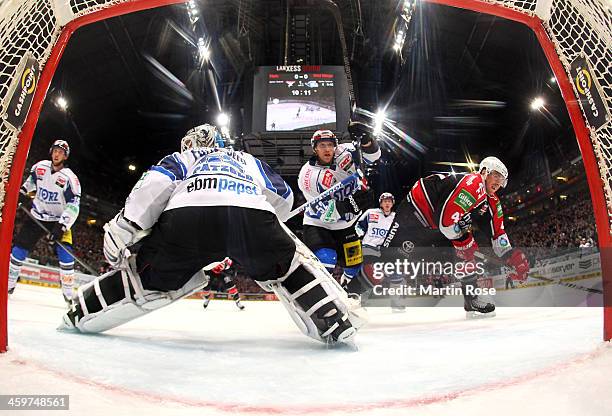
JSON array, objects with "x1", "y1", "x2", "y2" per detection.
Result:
[{"x1": 61, "y1": 124, "x2": 365, "y2": 346}]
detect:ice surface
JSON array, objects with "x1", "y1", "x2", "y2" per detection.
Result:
[{"x1": 2, "y1": 283, "x2": 611, "y2": 415}]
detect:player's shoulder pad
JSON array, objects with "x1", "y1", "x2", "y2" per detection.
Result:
[{"x1": 35, "y1": 160, "x2": 52, "y2": 169}]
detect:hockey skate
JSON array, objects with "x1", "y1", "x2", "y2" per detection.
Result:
[
  {"x1": 464, "y1": 294, "x2": 496, "y2": 319},
  {"x1": 202, "y1": 296, "x2": 210, "y2": 309},
  {"x1": 235, "y1": 299, "x2": 245, "y2": 310}
]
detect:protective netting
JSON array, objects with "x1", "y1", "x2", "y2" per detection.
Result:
[
  {"x1": 0, "y1": 0, "x2": 58, "y2": 223},
  {"x1": 70, "y1": 0, "x2": 129, "y2": 17},
  {"x1": 0, "y1": 0, "x2": 610, "y2": 233},
  {"x1": 546, "y1": 0, "x2": 612, "y2": 227},
  {"x1": 483, "y1": 0, "x2": 538, "y2": 14}
]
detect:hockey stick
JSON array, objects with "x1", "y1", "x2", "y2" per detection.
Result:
[
  {"x1": 17, "y1": 203, "x2": 99, "y2": 276},
  {"x1": 286, "y1": 172, "x2": 363, "y2": 220},
  {"x1": 474, "y1": 251, "x2": 602, "y2": 294}
]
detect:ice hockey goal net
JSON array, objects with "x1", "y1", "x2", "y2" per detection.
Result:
[{"x1": 0, "y1": 0, "x2": 610, "y2": 352}]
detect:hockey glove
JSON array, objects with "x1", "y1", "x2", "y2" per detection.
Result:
[
  {"x1": 18, "y1": 189, "x2": 31, "y2": 207},
  {"x1": 506, "y1": 249, "x2": 529, "y2": 281},
  {"x1": 48, "y1": 222, "x2": 65, "y2": 242},
  {"x1": 451, "y1": 233, "x2": 479, "y2": 262},
  {"x1": 457, "y1": 213, "x2": 472, "y2": 235},
  {"x1": 103, "y1": 212, "x2": 142, "y2": 268},
  {"x1": 349, "y1": 121, "x2": 380, "y2": 154}
]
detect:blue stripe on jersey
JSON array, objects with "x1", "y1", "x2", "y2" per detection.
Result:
[
  {"x1": 172, "y1": 153, "x2": 187, "y2": 178},
  {"x1": 153, "y1": 154, "x2": 187, "y2": 181},
  {"x1": 151, "y1": 165, "x2": 177, "y2": 181},
  {"x1": 255, "y1": 159, "x2": 292, "y2": 199},
  {"x1": 64, "y1": 181, "x2": 76, "y2": 204}
]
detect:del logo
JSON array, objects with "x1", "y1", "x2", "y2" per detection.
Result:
[
  {"x1": 36, "y1": 167, "x2": 46, "y2": 177},
  {"x1": 369, "y1": 213, "x2": 379, "y2": 222},
  {"x1": 338, "y1": 154, "x2": 351, "y2": 170},
  {"x1": 454, "y1": 189, "x2": 476, "y2": 212},
  {"x1": 322, "y1": 170, "x2": 334, "y2": 188}
]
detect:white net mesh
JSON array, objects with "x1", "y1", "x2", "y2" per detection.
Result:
[
  {"x1": 0, "y1": 0, "x2": 58, "y2": 223},
  {"x1": 70, "y1": 0, "x2": 131, "y2": 17},
  {"x1": 0, "y1": 0, "x2": 609, "y2": 232},
  {"x1": 546, "y1": 0, "x2": 612, "y2": 227}
]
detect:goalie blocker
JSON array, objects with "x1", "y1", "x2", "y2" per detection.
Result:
[{"x1": 60, "y1": 206, "x2": 365, "y2": 345}]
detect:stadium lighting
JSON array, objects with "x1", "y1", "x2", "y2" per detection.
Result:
[
  {"x1": 530, "y1": 97, "x2": 545, "y2": 110},
  {"x1": 373, "y1": 110, "x2": 386, "y2": 136},
  {"x1": 55, "y1": 96, "x2": 68, "y2": 111},
  {"x1": 197, "y1": 38, "x2": 210, "y2": 62},
  {"x1": 550, "y1": 76, "x2": 557, "y2": 84},
  {"x1": 217, "y1": 112, "x2": 229, "y2": 127},
  {"x1": 128, "y1": 164, "x2": 136, "y2": 172}
]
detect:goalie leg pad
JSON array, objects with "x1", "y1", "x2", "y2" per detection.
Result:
[
  {"x1": 59, "y1": 257, "x2": 210, "y2": 333},
  {"x1": 262, "y1": 236, "x2": 367, "y2": 344}
]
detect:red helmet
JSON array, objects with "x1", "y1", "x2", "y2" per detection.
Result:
[
  {"x1": 311, "y1": 130, "x2": 337, "y2": 149},
  {"x1": 49, "y1": 139, "x2": 70, "y2": 158}
]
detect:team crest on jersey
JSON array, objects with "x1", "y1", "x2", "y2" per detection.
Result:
[
  {"x1": 55, "y1": 176, "x2": 66, "y2": 188},
  {"x1": 322, "y1": 170, "x2": 334, "y2": 188},
  {"x1": 454, "y1": 189, "x2": 476, "y2": 212},
  {"x1": 369, "y1": 213, "x2": 379, "y2": 222},
  {"x1": 338, "y1": 154, "x2": 352, "y2": 170},
  {"x1": 36, "y1": 167, "x2": 46, "y2": 177}
]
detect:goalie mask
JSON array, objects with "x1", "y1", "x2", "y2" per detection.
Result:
[
  {"x1": 479, "y1": 156, "x2": 508, "y2": 187},
  {"x1": 181, "y1": 124, "x2": 224, "y2": 152},
  {"x1": 49, "y1": 139, "x2": 70, "y2": 158}
]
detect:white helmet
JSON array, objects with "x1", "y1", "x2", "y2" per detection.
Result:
[
  {"x1": 379, "y1": 192, "x2": 395, "y2": 205},
  {"x1": 479, "y1": 156, "x2": 508, "y2": 187},
  {"x1": 49, "y1": 139, "x2": 70, "y2": 158},
  {"x1": 181, "y1": 124, "x2": 224, "y2": 152},
  {"x1": 311, "y1": 129, "x2": 337, "y2": 149}
]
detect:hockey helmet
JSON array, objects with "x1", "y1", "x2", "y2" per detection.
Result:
[
  {"x1": 181, "y1": 124, "x2": 224, "y2": 152},
  {"x1": 311, "y1": 130, "x2": 337, "y2": 149},
  {"x1": 479, "y1": 156, "x2": 508, "y2": 187},
  {"x1": 379, "y1": 192, "x2": 395, "y2": 204},
  {"x1": 49, "y1": 139, "x2": 70, "y2": 158}
]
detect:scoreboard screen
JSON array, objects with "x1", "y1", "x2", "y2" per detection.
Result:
[
  {"x1": 251, "y1": 66, "x2": 350, "y2": 134},
  {"x1": 266, "y1": 71, "x2": 336, "y2": 131}
]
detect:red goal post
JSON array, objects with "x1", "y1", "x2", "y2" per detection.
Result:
[{"x1": 0, "y1": 0, "x2": 610, "y2": 352}]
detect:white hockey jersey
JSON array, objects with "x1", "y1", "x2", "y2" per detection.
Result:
[
  {"x1": 298, "y1": 142, "x2": 380, "y2": 230},
  {"x1": 123, "y1": 147, "x2": 294, "y2": 230},
  {"x1": 21, "y1": 160, "x2": 81, "y2": 229},
  {"x1": 355, "y1": 208, "x2": 396, "y2": 249}
]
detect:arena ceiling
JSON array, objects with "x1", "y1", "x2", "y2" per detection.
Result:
[{"x1": 28, "y1": 0, "x2": 579, "y2": 202}]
